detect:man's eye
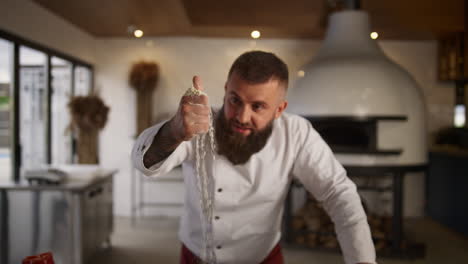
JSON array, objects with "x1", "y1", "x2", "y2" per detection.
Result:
[
  {"x1": 230, "y1": 97, "x2": 240, "y2": 105},
  {"x1": 252, "y1": 104, "x2": 264, "y2": 111}
]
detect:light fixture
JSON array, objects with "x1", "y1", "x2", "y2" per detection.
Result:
[
  {"x1": 134, "y1": 29, "x2": 144, "y2": 38},
  {"x1": 127, "y1": 25, "x2": 144, "y2": 38},
  {"x1": 454, "y1": 104, "x2": 466, "y2": 128},
  {"x1": 370, "y1": 31, "x2": 379, "y2": 39},
  {"x1": 297, "y1": 70, "x2": 305, "y2": 77},
  {"x1": 251, "y1": 30, "x2": 261, "y2": 39}
]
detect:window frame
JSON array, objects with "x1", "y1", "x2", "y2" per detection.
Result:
[{"x1": 0, "y1": 29, "x2": 94, "y2": 182}]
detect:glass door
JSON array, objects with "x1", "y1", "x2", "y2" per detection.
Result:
[
  {"x1": 19, "y1": 46, "x2": 48, "y2": 170},
  {"x1": 0, "y1": 38, "x2": 13, "y2": 180},
  {"x1": 51, "y1": 57, "x2": 72, "y2": 165},
  {"x1": 74, "y1": 65, "x2": 92, "y2": 96}
]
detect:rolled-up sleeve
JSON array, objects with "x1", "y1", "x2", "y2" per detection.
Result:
[
  {"x1": 131, "y1": 121, "x2": 191, "y2": 177},
  {"x1": 292, "y1": 121, "x2": 376, "y2": 264}
]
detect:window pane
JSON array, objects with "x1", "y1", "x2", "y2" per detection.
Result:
[
  {"x1": 20, "y1": 46, "x2": 47, "y2": 169},
  {"x1": 74, "y1": 66, "x2": 91, "y2": 96},
  {"x1": 51, "y1": 57, "x2": 72, "y2": 164},
  {"x1": 0, "y1": 38, "x2": 13, "y2": 180}
]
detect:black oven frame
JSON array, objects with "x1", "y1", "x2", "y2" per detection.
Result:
[{"x1": 304, "y1": 115, "x2": 407, "y2": 155}]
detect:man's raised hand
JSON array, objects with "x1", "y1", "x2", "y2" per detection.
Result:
[{"x1": 169, "y1": 76, "x2": 211, "y2": 142}]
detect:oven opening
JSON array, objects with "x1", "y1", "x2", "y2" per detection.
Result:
[
  {"x1": 308, "y1": 119, "x2": 376, "y2": 153},
  {"x1": 304, "y1": 116, "x2": 406, "y2": 155}
]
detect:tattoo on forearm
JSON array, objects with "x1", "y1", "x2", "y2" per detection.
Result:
[{"x1": 143, "y1": 123, "x2": 181, "y2": 168}]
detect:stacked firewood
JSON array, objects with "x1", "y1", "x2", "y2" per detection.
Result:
[{"x1": 291, "y1": 194, "x2": 392, "y2": 251}]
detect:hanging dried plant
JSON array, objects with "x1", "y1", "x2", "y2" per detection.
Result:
[
  {"x1": 129, "y1": 61, "x2": 160, "y2": 135},
  {"x1": 129, "y1": 61, "x2": 159, "y2": 92},
  {"x1": 68, "y1": 95, "x2": 110, "y2": 164},
  {"x1": 68, "y1": 95, "x2": 109, "y2": 131}
]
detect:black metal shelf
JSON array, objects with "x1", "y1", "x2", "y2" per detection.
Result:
[
  {"x1": 281, "y1": 239, "x2": 426, "y2": 259},
  {"x1": 304, "y1": 115, "x2": 408, "y2": 122},
  {"x1": 334, "y1": 148, "x2": 402, "y2": 155},
  {"x1": 284, "y1": 164, "x2": 428, "y2": 259}
]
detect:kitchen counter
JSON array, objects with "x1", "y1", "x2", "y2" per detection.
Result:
[
  {"x1": 427, "y1": 151, "x2": 468, "y2": 237},
  {"x1": 430, "y1": 145, "x2": 468, "y2": 158},
  {"x1": 0, "y1": 168, "x2": 116, "y2": 191},
  {"x1": 0, "y1": 166, "x2": 116, "y2": 264}
]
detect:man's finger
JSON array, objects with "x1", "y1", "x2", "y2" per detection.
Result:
[
  {"x1": 190, "y1": 104, "x2": 210, "y2": 116},
  {"x1": 181, "y1": 94, "x2": 209, "y2": 106},
  {"x1": 192, "y1": 76, "x2": 204, "y2": 91}
]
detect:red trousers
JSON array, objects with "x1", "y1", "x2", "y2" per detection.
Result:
[{"x1": 180, "y1": 243, "x2": 284, "y2": 264}]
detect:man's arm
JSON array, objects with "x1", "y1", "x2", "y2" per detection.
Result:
[
  {"x1": 143, "y1": 120, "x2": 182, "y2": 168},
  {"x1": 291, "y1": 118, "x2": 376, "y2": 264},
  {"x1": 141, "y1": 75, "x2": 210, "y2": 169}
]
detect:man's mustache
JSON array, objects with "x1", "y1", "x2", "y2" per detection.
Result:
[{"x1": 232, "y1": 120, "x2": 253, "y2": 130}]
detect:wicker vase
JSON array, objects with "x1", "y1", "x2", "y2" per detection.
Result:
[
  {"x1": 129, "y1": 61, "x2": 159, "y2": 135},
  {"x1": 77, "y1": 129, "x2": 99, "y2": 164},
  {"x1": 68, "y1": 95, "x2": 109, "y2": 164},
  {"x1": 136, "y1": 88, "x2": 153, "y2": 136}
]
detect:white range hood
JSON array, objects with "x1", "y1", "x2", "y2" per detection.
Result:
[{"x1": 288, "y1": 10, "x2": 427, "y2": 165}]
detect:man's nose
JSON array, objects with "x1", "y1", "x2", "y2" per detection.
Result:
[{"x1": 236, "y1": 106, "x2": 251, "y2": 125}]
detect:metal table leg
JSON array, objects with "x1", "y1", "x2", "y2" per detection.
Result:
[
  {"x1": 283, "y1": 183, "x2": 293, "y2": 244},
  {"x1": 1, "y1": 190, "x2": 9, "y2": 264},
  {"x1": 131, "y1": 166, "x2": 136, "y2": 227},
  {"x1": 392, "y1": 172, "x2": 404, "y2": 253}
]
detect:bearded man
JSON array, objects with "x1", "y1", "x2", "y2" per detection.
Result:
[{"x1": 132, "y1": 51, "x2": 376, "y2": 264}]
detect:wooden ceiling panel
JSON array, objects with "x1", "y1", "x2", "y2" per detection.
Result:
[
  {"x1": 34, "y1": 0, "x2": 191, "y2": 36},
  {"x1": 364, "y1": 0, "x2": 464, "y2": 35},
  {"x1": 182, "y1": 0, "x2": 323, "y2": 27},
  {"x1": 32, "y1": 0, "x2": 464, "y2": 39}
]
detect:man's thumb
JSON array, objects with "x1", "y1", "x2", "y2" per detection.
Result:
[{"x1": 192, "y1": 75, "x2": 204, "y2": 91}]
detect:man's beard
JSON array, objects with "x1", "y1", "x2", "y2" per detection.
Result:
[{"x1": 214, "y1": 106, "x2": 274, "y2": 165}]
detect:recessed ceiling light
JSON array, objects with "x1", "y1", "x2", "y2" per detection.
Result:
[
  {"x1": 251, "y1": 30, "x2": 261, "y2": 39},
  {"x1": 134, "y1": 29, "x2": 144, "y2": 38},
  {"x1": 370, "y1": 32, "x2": 379, "y2": 40}
]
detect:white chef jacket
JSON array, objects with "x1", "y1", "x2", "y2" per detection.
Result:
[{"x1": 132, "y1": 112, "x2": 376, "y2": 264}]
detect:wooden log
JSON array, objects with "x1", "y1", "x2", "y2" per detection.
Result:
[
  {"x1": 306, "y1": 233, "x2": 318, "y2": 248},
  {"x1": 292, "y1": 216, "x2": 306, "y2": 231},
  {"x1": 295, "y1": 235, "x2": 306, "y2": 245}
]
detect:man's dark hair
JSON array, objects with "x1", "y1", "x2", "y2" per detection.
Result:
[{"x1": 228, "y1": 51, "x2": 289, "y2": 89}]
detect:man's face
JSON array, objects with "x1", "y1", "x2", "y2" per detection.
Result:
[
  {"x1": 214, "y1": 72, "x2": 288, "y2": 165},
  {"x1": 223, "y1": 72, "x2": 288, "y2": 137}
]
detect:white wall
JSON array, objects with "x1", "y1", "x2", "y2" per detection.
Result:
[
  {"x1": 95, "y1": 37, "x2": 453, "y2": 217},
  {"x1": 0, "y1": 0, "x2": 95, "y2": 64}
]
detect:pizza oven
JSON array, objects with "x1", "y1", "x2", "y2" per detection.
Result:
[
  {"x1": 288, "y1": 10, "x2": 427, "y2": 166},
  {"x1": 284, "y1": 9, "x2": 428, "y2": 258}
]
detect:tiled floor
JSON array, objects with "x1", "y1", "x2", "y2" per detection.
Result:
[{"x1": 89, "y1": 217, "x2": 468, "y2": 264}]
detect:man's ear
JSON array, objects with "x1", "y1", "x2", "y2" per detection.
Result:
[
  {"x1": 274, "y1": 100, "x2": 288, "y2": 119},
  {"x1": 224, "y1": 82, "x2": 227, "y2": 91}
]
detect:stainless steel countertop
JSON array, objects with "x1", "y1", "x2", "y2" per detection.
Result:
[{"x1": 0, "y1": 169, "x2": 116, "y2": 192}]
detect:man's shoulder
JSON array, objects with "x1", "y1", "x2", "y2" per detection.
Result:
[
  {"x1": 276, "y1": 112, "x2": 321, "y2": 143},
  {"x1": 278, "y1": 112, "x2": 310, "y2": 129}
]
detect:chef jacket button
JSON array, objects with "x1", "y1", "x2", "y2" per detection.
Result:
[
  {"x1": 216, "y1": 245, "x2": 222, "y2": 250},
  {"x1": 215, "y1": 216, "x2": 220, "y2": 220},
  {"x1": 217, "y1": 188, "x2": 223, "y2": 193}
]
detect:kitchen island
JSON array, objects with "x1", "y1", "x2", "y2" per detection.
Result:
[{"x1": 0, "y1": 166, "x2": 115, "y2": 264}]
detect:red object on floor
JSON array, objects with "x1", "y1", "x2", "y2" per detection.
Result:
[
  {"x1": 22, "y1": 252, "x2": 55, "y2": 264},
  {"x1": 39, "y1": 252, "x2": 55, "y2": 264},
  {"x1": 180, "y1": 243, "x2": 284, "y2": 264},
  {"x1": 22, "y1": 256, "x2": 43, "y2": 264}
]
